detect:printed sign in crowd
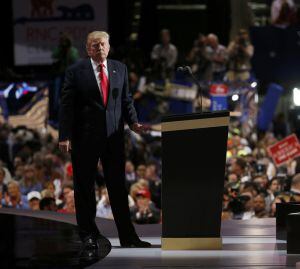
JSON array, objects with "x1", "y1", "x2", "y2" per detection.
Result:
[{"x1": 268, "y1": 134, "x2": 300, "y2": 166}]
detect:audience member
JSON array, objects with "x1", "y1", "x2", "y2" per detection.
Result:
[
  {"x1": 3, "y1": 181, "x2": 29, "y2": 209},
  {"x1": 40, "y1": 197, "x2": 57, "y2": 211},
  {"x1": 130, "y1": 189, "x2": 160, "y2": 224},
  {"x1": 253, "y1": 194, "x2": 269, "y2": 218},
  {"x1": 96, "y1": 187, "x2": 113, "y2": 219},
  {"x1": 27, "y1": 191, "x2": 41, "y2": 211},
  {"x1": 57, "y1": 190, "x2": 75, "y2": 214},
  {"x1": 19, "y1": 164, "x2": 43, "y2": 195}
]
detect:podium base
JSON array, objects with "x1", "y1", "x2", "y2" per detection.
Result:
[{"x1": 161, "y1": 237, "x2": 222, "y2": 250}]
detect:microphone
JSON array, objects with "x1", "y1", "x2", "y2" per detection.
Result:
[
  {"x1": 177, "y1": 66, "x2": 192, "y2": 74},
  {"x1": 177, "y1": 66, "x2": 184, "y2": 72},
  {"x1": 112, "y1": 88, "x2": 119, "y2": 130},
  {"x1": 177, "y1": 65, "x2": 203, "y2": 113}
]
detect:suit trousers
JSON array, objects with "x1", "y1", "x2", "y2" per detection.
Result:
[{"x1": 71, "y1": 130, "x2": 136, "y2": 240}]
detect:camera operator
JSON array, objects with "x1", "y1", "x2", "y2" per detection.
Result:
[
  {"x1": 226, "y1": 29, "x2": 254, "y2": 82},
  {"x1": 151, "y1": 29, "x2": 178, "y2": 80},
  {"x1": 186, "y1": 33, "x2": 212, "y2": 81}
]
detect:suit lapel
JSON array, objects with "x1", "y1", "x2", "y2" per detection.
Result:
[{"x1": 107, "y1": 59, "x2": 117, "y2": 108}]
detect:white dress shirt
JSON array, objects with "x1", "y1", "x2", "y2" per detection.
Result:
[{"x1": 90, "y1": 58, "x2": 109, "y2": 93}]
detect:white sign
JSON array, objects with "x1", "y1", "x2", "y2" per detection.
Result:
[{"x1": 13, "y1": 0, "x2": 107, "y2": 65}]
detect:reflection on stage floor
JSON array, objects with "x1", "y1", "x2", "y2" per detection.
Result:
[
  {"x1": 0, "y1": 209, "x2": 111, "y2": 268},
  {"x1": 1, "y1": 208, "x2": 300, "y2": 268}
]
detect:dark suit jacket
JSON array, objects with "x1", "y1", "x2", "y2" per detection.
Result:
[{"x1": 59, "y1": 58, "x2": 138, "y2": 142}]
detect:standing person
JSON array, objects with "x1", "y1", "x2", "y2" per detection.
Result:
[
  {"x1": 206, "y1": 33, "x2": 228, "y2": 81},
  {"x1": 226, "y1": 29, "x2": 254, "y2": 82},
  {"x1": 50, "y1": 32, "x2": 79, "y2": 125},
  {"x1": 151, "y1": 29, "x2": 178, "y2": 80},
  {"x1": 59, "y1": 31, "x2": 151, "y2": 250}
]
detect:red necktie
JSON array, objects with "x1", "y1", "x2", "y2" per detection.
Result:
[{"x1": 99, "y1": 63, "x2": 109, "y2": 106}]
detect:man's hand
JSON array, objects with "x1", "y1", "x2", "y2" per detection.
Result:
[
  {"x1": 59, "y1": 140, "x2": 72, "y2": 153},
  {"x1": 130, "y1": 123, "x2": 149, "y2": 135}
]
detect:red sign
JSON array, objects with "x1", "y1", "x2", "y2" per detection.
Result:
[
  {"x1": 268, "y1": 134, "x2": 300, "y2": 166},
  {"x1": 210, "y1": 84, "x2": 228, "y2": 96}
]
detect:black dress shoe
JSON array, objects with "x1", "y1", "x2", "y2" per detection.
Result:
[
  {"x1": 120, "y1": 238, "x2": 151, "y2": 248},
  {"x1": 83, "y1": 236, "x2": 98, "y2": 250}
]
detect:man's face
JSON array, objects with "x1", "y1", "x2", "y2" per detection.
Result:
[
  {"x1": 49, "y1": 200, "x2": 58, "y2": 211},
  {"x1": 254, "y1": 196, "x2": 266, "y2": 212},
  {"x1": 15, "y1": 165, "x2": 24, "y2": 179},
  {"x1": 207, "y1": 36, "x2": 218, "y2": 48},
  {"x1": 24, "y1": 166, "x2": 35, "y2": 180},
  {"x1": 8, "y1": 184, "x2": 19, "y2": 197},
  {"x1": 47, "y1": 183, "x2": 55, "y2": 194},
  {"x1": 136, "y1": 196, "x2": 150, "y2": 209},
  {"x1": 228, "y1": 173, "x2": 238, "y2": 183},
  {"x1": 136, "y1": 165, "x2": 146, "y2": 178},
  {"x1": 66, "y1": 191, "x2": 75, "y2": 212},
  {"x1": 14, "y1": 157, "x2": 23, "y2": 168},
  {"x1": 29, "y1": 198, "x2": 40, "y2": 211},
  {"x1": 63, "y1": 187, "x2": 72, "y2": 202},
  {"x1": 87, "y1": 37, "x2": 110, "y2": 62},
  {"x1": 161, "y1": 32, "x2": 170, "y2": 45},
  {"x1": 125, "y1": 161, "x2": 134, "y2": 173},
  {"x1": 270, "y1": 180, "x2": 280, "y2": 192},
  {"x1": 254, "y1": 177, "x2": 267, "y2": 189}
]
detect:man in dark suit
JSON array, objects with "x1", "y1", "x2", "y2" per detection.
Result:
[{"x1": 59, "y1": 31, "x2": 151, "y2": 249}]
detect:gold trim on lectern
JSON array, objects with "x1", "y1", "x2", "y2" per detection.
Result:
[
  {"x1": 161, "y1": 237, "x2": 222, "y2": 250},
  {"x1": 162, "y1": 116, "x2": 229, "y2": 132}
]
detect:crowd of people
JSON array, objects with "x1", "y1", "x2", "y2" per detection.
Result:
[
  {"x1": 0, "y1": 110, "x2": 299, "y2": 222},
  {"x1": 0, "y1": 0, "x2": 299, "y2": 224},
  {"x1": 223, "y1": 120, "x2": 300, "y2": 220},
  {"x1": 0, "y1": 123, "x2": 161, "y2": 224},
  {"x1": 126, "y1": 28, "x2": 254, "y2": 91}
]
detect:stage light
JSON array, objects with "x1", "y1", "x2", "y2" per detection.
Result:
[
  {"x1": 232, "y1": 94, "x2": 239, "y2": 101},
  {"x1": 293, "y1": 88, "x2": 300, "y2": 106},
  {"x1": 251, "y1": 82, "x2": 257, "y2": 88}
]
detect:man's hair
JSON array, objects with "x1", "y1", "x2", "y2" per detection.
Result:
[
  {"x1": 62, "y1": 182, "x2": 74, "y2": 190},
  {"x1": 39, "y1": 197, "x2": 56, "y2": 210},
  {"x1": 291, "y1": 173, "x2": 300, "y2": 188},
  {"x1": 7, "y1": 180, "x2": 19, "y2": 188},
  {"x1": 160, "y1": 29, "x2": 170, "y2": 35},
  {"x1": 86, "y1": 31, "x2": 110, "y2": 46},
  {"x1": 236, "y1": 158, "x2": 247, "y2": 170}
]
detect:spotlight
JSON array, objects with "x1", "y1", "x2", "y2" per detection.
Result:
[
  {"x1": 251, "y1": 82, "x2": 257, "y2": 88},
  {"x1": 232, "y1": 94, "x2": 239, "y2": 102},
  {"x1": 293, "y1": 88, "x2": 300, "y2": 106}
]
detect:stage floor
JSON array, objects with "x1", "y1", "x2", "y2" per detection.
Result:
[
  {"x1": 100, "y1": 237, "x2": 295, "y2": 269},
  {"x1": 0, "y1": 209, "x2": 299, "y2": 269}
]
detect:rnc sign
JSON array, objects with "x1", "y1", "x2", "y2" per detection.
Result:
[{"x1": 13, "y1": 0, "x2": 107, "y2": 65}]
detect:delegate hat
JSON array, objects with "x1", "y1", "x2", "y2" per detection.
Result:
[
  {"x1": 136, "y1": 189, "x2": 151, "y2": 199},
  {"x1": 27, "y1": 191, "x2": 42, "y2": 201}
]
